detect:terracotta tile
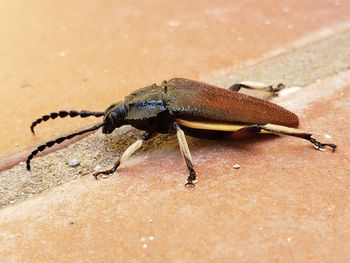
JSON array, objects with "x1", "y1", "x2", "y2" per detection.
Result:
[{"x1": 0, "y1": 72, "x2": 349, "y2": 261}]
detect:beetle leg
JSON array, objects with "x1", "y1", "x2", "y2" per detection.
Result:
[
  {"x1": 174, "y1": 123, "x2": 197, "y2": 187},
  {"x1": 229, "y1": 81, "x2": 284, "y2": 96},
  {"x1": 93, "y1": 131, "x2": 157, "y2": 179},
  {"x1": 251, "y1": 124, "x2": 337, "y2": 152}
]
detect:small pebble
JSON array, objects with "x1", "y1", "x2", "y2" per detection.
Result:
[
  {"x1": 142, "y1": 244, "x2": 148, "y2": 249},
  {"x1": 21, "y1": 84, "x2": 31, "y2": 89},
  {"x1": 233, "y1": 164, "x2": 240, "y2": 169},
  {"x1": 69, "y1": 158, "x2": 80, "y2": 167},
  {"x1": 94, "y1": 165, "x2": 101, "y2": 172},
  {"x1": 140, "y1": 237, "x2": 146, "y2": 242},
  {"x1": 149, "y1": 236, "x2": 154, "y2": 241},
  {"x1": 282, "y1": 6, "x2": 290, "y2": 12},
  {"x1": 148, "y1": 219, "x2": 153, "y2": 223},
  {"x1": 324, "y1": 134, "x2": 332, "y2": 139},
  {"x1": 168, "y1": 20, "x2": 181, "y2": 27}
]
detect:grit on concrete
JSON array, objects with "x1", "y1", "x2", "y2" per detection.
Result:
[{"x1": 1, "y1": 30, "x2": 350, "y2": 208}]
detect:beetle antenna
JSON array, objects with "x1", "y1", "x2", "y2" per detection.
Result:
[
  {"x1": 26, "y1": 123, "x2": 104, "y2": 171},
  {"x1": 30, "y1": 110, "x2": 104, "y2": 134}
]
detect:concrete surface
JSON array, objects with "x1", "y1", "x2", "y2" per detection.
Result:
[{"x1": 1, "y1": 1, "x2": 350, "y2": 262}]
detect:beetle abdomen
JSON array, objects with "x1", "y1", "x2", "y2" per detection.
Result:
[{"x1": 165, "y1": 78, "x2": 299, "y2": 128}]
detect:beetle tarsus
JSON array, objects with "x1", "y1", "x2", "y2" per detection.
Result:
[
  {"x1": 185, "y1": 170, "x2": 197, "y2": 187},
  {"x1": 93, "y1": 160, "x2": 120, "y2": 179},
  {"x1": 309, "y1": 137, "x2": 337, "y2": 152},
  {"x1": 185, "y1": 181, "x2": 196, "y2": 187}
]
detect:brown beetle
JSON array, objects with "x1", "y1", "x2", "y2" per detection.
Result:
[{"x1": 27, "y1": 78, "x2": 336, "y2": 186}]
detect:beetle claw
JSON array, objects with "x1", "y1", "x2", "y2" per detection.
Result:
[
  {"x1": 185, "y1": 180, "x2": 197, "y2": 188},
  {"x1": 309, "y1": 137, "x2": 337, "y2": 152},
  {"x1": 185, "y1": 171, "x2": 197, "y2": 187},
  {"x1": 93, "y1": 162, "x2": 120, "y2": 180},
  {"x1": 93, "y1": 172, "x2": 103, "y2": 180},
  {"x1": 274, "y1": 83, "x2": 285, "y2": 92},
  {"x1": 93, "y1": 171, "x2": 114, "y2": 180}
]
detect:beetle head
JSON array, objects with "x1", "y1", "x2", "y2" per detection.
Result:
[{"x1": 102, "y1": 102, "x2": 127, "y2": 134}]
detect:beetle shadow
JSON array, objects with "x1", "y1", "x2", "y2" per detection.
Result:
[
  {"x1": 95, "y1": 126, "x2": 289, "y2": 178},
  {"x1": 187, "y1": 133, "x2": 281, "y2": 153},
  {"x1": 145, "y1": 132, "x2": 281, "y2": 157},
  {"x1": 103, "y1": 126, "x2": 281, "y2": 156}
]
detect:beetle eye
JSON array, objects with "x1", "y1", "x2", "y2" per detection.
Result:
[{"x1": 110, "y1": 111, "x2": 118, "y2": 124}]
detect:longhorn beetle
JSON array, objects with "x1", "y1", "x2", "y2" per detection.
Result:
[{"x1": 26, "y1": 78, "x2": 336, "y2": 186}]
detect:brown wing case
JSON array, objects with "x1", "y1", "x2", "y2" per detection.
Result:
[{"x1": 164, "y1": 78, "x2": 299, "y2": 128}]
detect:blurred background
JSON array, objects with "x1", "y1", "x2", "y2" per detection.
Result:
[{"x1": 1, "y1": 0, "x2": 349, "y2": 159}]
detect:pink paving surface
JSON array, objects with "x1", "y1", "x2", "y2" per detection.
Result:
[
  {"x1": 0, "y1": 75, "x2": 349, "y2": 262},
  {"x1": 1, "y1": 0, "x2": 350, "y2": 158}
]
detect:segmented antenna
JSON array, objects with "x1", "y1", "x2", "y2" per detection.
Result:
[
  {"x1": 30, "y1": 110, "x2": 104, "y2": 134},
  {"x1": 26, "y1": 123, "x2": 104, "y2": 171}
]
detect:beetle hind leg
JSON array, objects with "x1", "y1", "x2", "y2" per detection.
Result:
[
  {"x1": 256, "y1": 124, "x2": 337, "y2": 152},
  {"x1": 174, "y1": 123, "x2": 198, "y2": 187},
  {"x1": 229, "y1": 81, "x2": 285, "y2": 96},
  {"x1": 93, "y1": 131, "x2": 157, "y2": 179}
]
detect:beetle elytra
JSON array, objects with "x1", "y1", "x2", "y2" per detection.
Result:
[{"x1": 26, "y1": 78, "x2": 336, "y2": 186}]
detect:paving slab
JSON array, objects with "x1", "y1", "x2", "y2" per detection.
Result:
[
  {"x1": 1, "y1": 41, "x2": 350, "y2": 263},
  {"x1": 1, "y1": 29, "x2": 350, "y2": 209},
  {"x1": 0, "y1": 71, "x2": 349, "y2": 262}
]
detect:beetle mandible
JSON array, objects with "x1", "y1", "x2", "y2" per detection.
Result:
[{"x1": 26, "y1": 78, "x2": 336, "y2": 186}]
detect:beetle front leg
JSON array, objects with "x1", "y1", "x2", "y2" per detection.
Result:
[
  {"x1": 174, "y1": 123, "x2": 197, "y2": 187},
  {"x1": 93, "y1": 131, "x2": 157, "y2": 179}
]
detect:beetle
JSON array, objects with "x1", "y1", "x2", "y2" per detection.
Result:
[{"x1": 26, "y1": 78, "x2": 336, "y2": 186}]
